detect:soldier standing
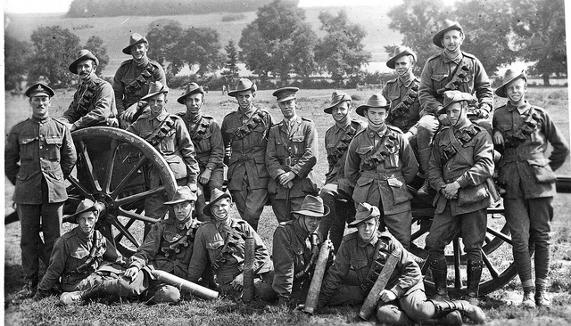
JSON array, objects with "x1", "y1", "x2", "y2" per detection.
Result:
[
  {"x1": 221, "y1": 79, "x2": 274, "y2": 230},
  {"x1": 319, "y1": 91, "x2": 364, "y2": 251},
  {"x1": 62, "y1": 49, "x2": 118, "y2": 130},
  {"x1": 317, "y1": 203, "x2": 486, "y2": 325},
  {"x1": 113, "y1": 33, "x2": 167, "y2": 127},
  {"x1": 5, "y1": 82, "x2": 77, "y2": 298},
  {"x1": 345, "y1": 94, "x2": 418, "y2": 249},
  {"x1": 177, "y1": 82, "x2": 224, "y2": 221},
  {"x1": 417, "y1": 20, "x2": 493, "y2": 183},
  {"x1": 126, "y1": 81, "x2": 199, "y2": 228},
  {"x1": 425, "y1": 91, "x2": 495, "y2": 303},
  {"x1": 272, "y1": 195, "x2": 331, "y2": 306},
  {"x1": 187, "y1": 189, "x2": 275, "y2": 301},
  {"x1": 266, "y1": 87, "x2": 319, "y2": 223},
  {"x1": 493, "y1": 69, "x2": 569, "y2": 307}
]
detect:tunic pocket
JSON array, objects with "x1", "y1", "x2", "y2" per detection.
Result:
[{"x1": 527, "y1": 157, "x2": 556, "y2": 183}]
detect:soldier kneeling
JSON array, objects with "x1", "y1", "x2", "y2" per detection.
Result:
[{"x1": 317, "y1": 203, "x2": 486, "y2": 325}]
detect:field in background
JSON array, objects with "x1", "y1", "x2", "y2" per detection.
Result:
[{"x1": 4, "y1": 87, "x2": 571, "y2": 325}]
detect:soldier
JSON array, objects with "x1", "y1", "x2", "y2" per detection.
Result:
[
  {"x1": 187, "y1": 189, "x2": 275, "y2": 301},
  {"x1": 417, "y1": 20, "x2": 493, "y2": 183},
  {"x1": 33, "y1": 199, "x2": 124, "y2": 301},
  {"x1": 126, "y1": 81, "x2": 199, "y2": 229},
  {"x1": 272, "y1": 195, "x2": 331, "y2": 306},
  {"x1": 5, "y1": 82, "x2": 77, "y2": 298},
  {"x1": 425, "y1": 91, "x2": 495, "y2": 303},
  {"x1": 345, "y1": 94, "x2": 418, "y2": 249},
  {"x1": 61, "y1": 49, "x2": 118, "y2": 130},
  {"x1": 493, "y1": 69, "x2": 569, "y2": 307},
  {"x1": 221, "y1": 78, "x2": 274, "y2": 230},
  {"x1": 176, "y1": 82, "x2": 224, "y2": 221},
  {"x1": 266, "y1": 86, "x2": 319, "y2": 223},
  {"x1": 113, "y1": 33, "x2": 167, "y2": 127},
  {"x1": 317, "y1": 203, "x2": 486, "y2": 325},
  {"x1": 319, "y1": 91, "x2": 364, "y2": 252}
]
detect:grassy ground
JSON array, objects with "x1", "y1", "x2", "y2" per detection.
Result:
[{"x1": 4, "y1": 87, "x2": 571, "y2": 325}]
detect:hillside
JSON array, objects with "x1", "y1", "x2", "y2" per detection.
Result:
[{"x1": 4, "y1": 5, "x2": 402, "y2": 77}]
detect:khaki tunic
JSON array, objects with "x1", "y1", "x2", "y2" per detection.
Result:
[
  {"x1": 324, "y1": 120, "x2": 365, "y2": 186},
  {"x1": 382, "y1": 77, "x2": 421, "y2": 133},
  {"x1": 179, "y1": 113, "x2": 224, "y2": 171}
]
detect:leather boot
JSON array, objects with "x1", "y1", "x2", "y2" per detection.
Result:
[
  {"x1": 429, "y1": 257, "x2": 449, "y2": 300},
  {"x1": 466, "y1": 260, "x2": 483, "y2": 304},
  {"x1": 535, "y1": 282, "x2": 550, "y2": 307},
  {"x1": 430, "y1": 299, "x2": 486, "y2": 324},
  {"x1": 522, "y1": 287, "x2": 536, "y2": 308}
]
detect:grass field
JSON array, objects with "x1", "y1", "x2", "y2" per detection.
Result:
[{"x1": 4, "y1": 87, "x2": 571, "y2": 325}]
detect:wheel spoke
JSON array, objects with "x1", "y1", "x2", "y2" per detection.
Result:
[
  {"x1": 68, "y1": 176, "x2": 93, "y2": 199},
  {"x1": 114, "y1": 218, "x2": 137, "y2": 243},
  {"x1": 484, "y1": 235, "x2": 493, "y2": 245},
  {"x1": 453, "y1": 237, "x2": 462, "y2": 291},
  {"x1": 118, "y1": 207, "x2": 161, "y2": 224},
  {"x1": 115, "y1": 186, "x2": 165, "y2": 207},
  {"x1": 487, "y1": 227, "x2": 513, "y2": 245},
  {"x1": 78, "y1": 140, "x2": 102, "y2": 192},
  {"x1": 481, "y1": 250, "x2": 500, "y2": 279},
  {"x1": 109, "y1": 218, "x2": 140, "y2": 248},
  {"x1": 102, "y1": 139, "x2": 119, "y2": 193},
  {"x1": 110, "y1": 156, "x2": 148, "y2": 198}
]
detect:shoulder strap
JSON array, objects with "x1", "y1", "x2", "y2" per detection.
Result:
[{"x1": 145, "y1": 115, "x2": 177, "y2": 146}]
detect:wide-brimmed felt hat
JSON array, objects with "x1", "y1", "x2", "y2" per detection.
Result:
[
  {"x1": 292, "y1": 195, "x2": 330, "y2": 218},
  {"x1": 437, "y1": 90, "x2": 474, "y2": 114},
  {"x1": 348, "y1": 202, "x2": 380, "y2": 227},
  {"x1": 355, "y1": 94, "x2": 389, "y2": 116},
  {"x1": 433, "y1": 20, "x2": 464, "y2": 48},
  {"x1": 203, "y1": 188, "x2": 232, "y2": 217},
  {"x1": 69, "y1": 49, "x2": 99, "y2": 74},
  {"x1": 177, "y1": 82, "x2": 205, "y2": 104},
  {"x1": 122, "y1": 33, "x2": 149, "y2": 55},
  {"x1": 272, "y1": 86, "x2": 299, "y2": 103},
  {"x1": 386, "y1": 46, "x2": 417, "y2": 69},
  {"x1": 141, "y1": 81, "x2": 168, "y2": 101},
  {"x1": 67, "y1": 198, "x2": 105, "y2": 223},
  {"x1": 228, "y1": 78, "x2": 257, "y2": 97},
  {"x1": 324, "y1": 91, "x2": 351, "y2": 114},
  {"x1": 164, "y1": 186, "x2": 197, "y2": 205},
  {"x1": 495, "y1": 69, "x2": 527, "y2": 98},
  {"x1": 25, "y1": 82, "x2": 55, "y2": 98}
]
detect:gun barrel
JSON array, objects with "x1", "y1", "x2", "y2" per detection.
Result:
[
  {"x1": 152, "y1": 269, "x2": 219, "y2": 300},
  {"x1": 303, "y1": 240, "x2": 332, "y2": 314}
]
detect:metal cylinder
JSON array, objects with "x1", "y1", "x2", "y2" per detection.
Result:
[
  {"x1": 303, "y1": 240, "x2": 331, "y2": 314},
  {"x1": 152, "y1": 269, "x2": 219, "y2": 300},
  {"x1": 242, "y1": 236, "x2": 255, "y2": 302}
]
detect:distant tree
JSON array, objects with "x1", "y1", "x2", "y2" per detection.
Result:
[
  {"x1": 221, "y1": 40, "x2": 240, "y2": 84},
  {"x1": 84, "y1": 36, "x2": 110, "y2": 76},
  {"x1": 239, "y1": 0, "x2": 317, "y2": 84},
  {"x1": 314, "y1": 10, "x2": 371, "y2": 86},
  {"x1": 510, "y1": 0, "x2": 566, "y2": 85},
  {"x1": 181, "y1": 27, "x2": 224, "y2": 77},
  {"x1": 147, "y1": 20, "x2": 185, "y2": 76},
  {"x1": 27, "y1": 26, "x2": 81, "y2": 87},
  {"x1": 5, "y1": 35, "x2": 32, "y2": 90}
]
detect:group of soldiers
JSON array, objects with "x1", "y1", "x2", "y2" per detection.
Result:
[{"x1": 5, "y1": 19, "x2": 569, "y2": 325}]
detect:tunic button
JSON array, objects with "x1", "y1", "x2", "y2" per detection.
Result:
[{"x1": 39, "y1": 146, "x2": 43, "y2": 149}]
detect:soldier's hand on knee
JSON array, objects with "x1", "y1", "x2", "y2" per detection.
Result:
[
  {"x1": 379, "y1": 289, "x2": 397, "y2": 302},
  {"x1": 493, "y1": 131, "x2": 504, "y2": 146},
  {"x1": 199, "y1": 169, "x2": 212, "y2": 184},
  {"x1": 124, "y1": 266, "x2": 139, "y2": 281}
]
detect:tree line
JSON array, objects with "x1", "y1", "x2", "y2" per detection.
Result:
[{"x1": 4, "y1": 0, "x2": 566, "y2": 91}]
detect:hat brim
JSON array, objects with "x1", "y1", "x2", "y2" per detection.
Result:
[
  {"x1": 69, "y1": 54, "x2": 99, "y2": 74},
  {"x1": 432, "y1": 26, "x2": 463, "y2": 48},
  {"x1": 356, "y1": 104, "x2": 389, "y2": 117},
  {"x1": 122, "y1": 39, "x2": 148, "y2": 55},
  {"x1": 177, "y1": 88, "x2": 205, "y2": 104},
  {"x1": 65, "y1": 206, "x2": 99, "y2": 224},
  {"x1": 323, "y1": 99, "x2": 350, "y2": 114},
  {"x1": 164, "y1": 197, "x2": 195, "y2": 205},
  {"x1": 228, "y1": 85, "x2": 257, "y2": 97},
  {"x1": 25, "y1": 85, "x2": 55, "y2": 98},
  {"x1": 495, "y1": 74, "x2": 527, "y2": 98},
  {"x1": 386, "y1": 51, "x2": 416, "y2": 69},
  {"x1": 347, "y1": 213, "x2": 376, "y2": 228},
  {"x1": 141, "y1": 90, "x2": 168, "y2": 101},
  {"x1": 203, "y1": 192, "x2": 232, "y2": 217},
  {"x1": 277, "y1": 94, "x2": 296, "y2": 103},
  {"x1": 292, "y1": 205, "x2": 330, "y2": 218}
]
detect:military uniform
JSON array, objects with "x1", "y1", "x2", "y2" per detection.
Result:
[
  {"x1": 426, "y1": 121, "x2": 494, "y2": 297},
  {"x1": 62, "y1": 75, "x2": 118, "y2": 129},
  {"x1": 179, "y1": 112, "x2": 224, "y2": 221},
  {"x1": 320, "y1": 119, "x2": 364, "y2": 251},
  {"x1": 221, "y1": 107, "x2": 273, "y2": 229},
  {"x1": 382, "y1": 77, "x2": 421, "y2": 133},
  {"x1": 187, "y1": 218, "x2": 274, "y2": 300},
  {"x1": 113, "y1": 58, "x2": 166, "y2": 119},
  {"x1": 493, "y1": 101, "x2": 569, "y2": 293},
  {"x1": 5, "y1": 115, "x2": 77, "y2": 287},
  {"x1": 345, "y1": 126, "x2": 418, "y2": 248},
  {"x1": 36, "y1": 227, "x2": 123, "y2": 294},
  {"x1": 127, "y1": 110, "x2": 199, "y2": 220},
  {"x1": 266, "y1": 116, "x2": 319, "y2": 223}
]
